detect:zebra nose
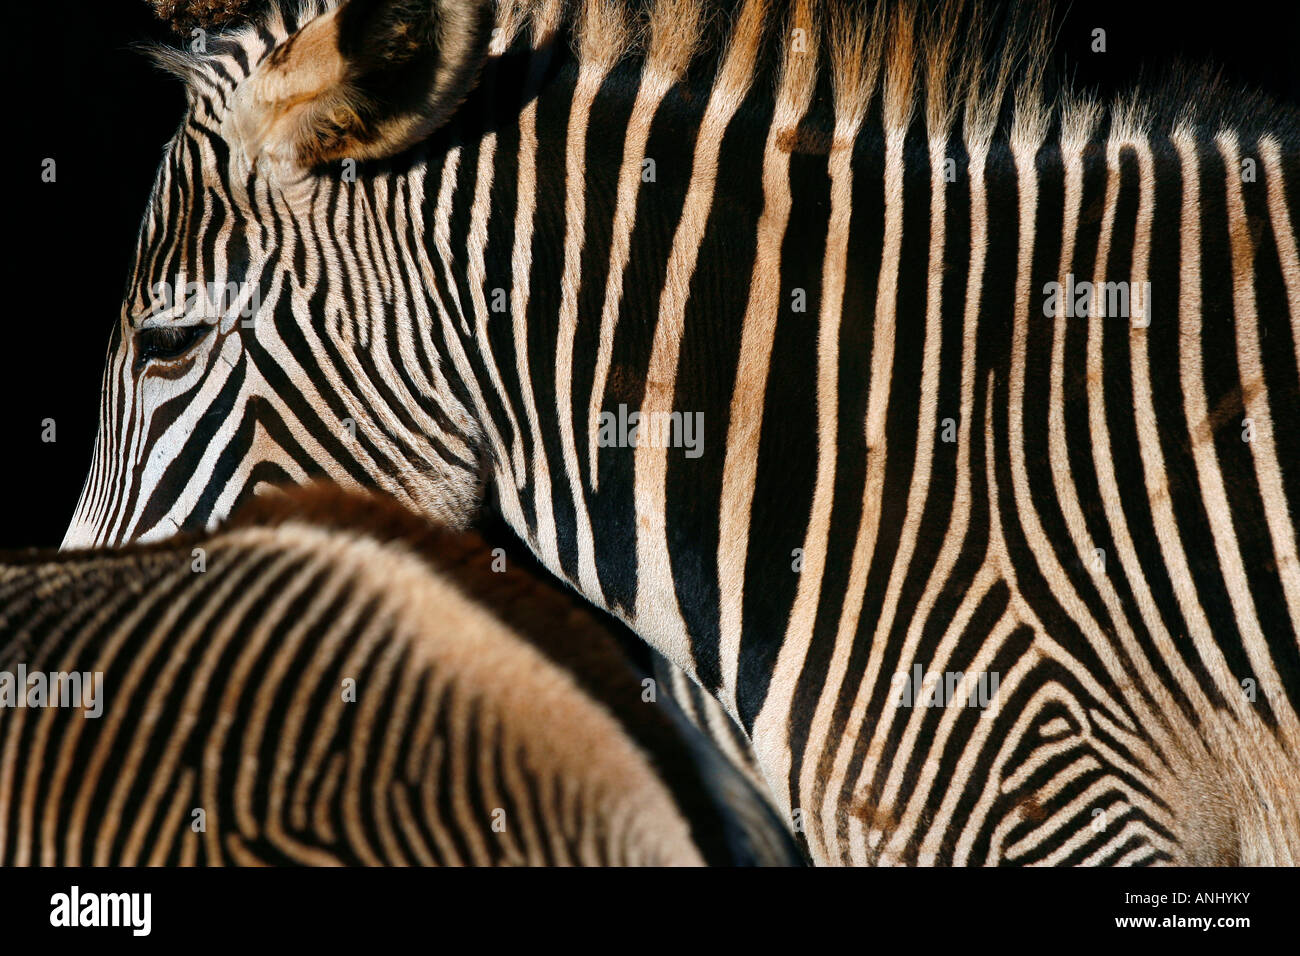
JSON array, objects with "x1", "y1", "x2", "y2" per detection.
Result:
[{"x1": 60, "y1": 519, "x2": 101, "y2": 552}]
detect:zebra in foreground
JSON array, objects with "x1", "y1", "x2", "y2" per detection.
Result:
[
  {"x1": 3, "y1": 485, "x2": 798, "y2": 865},
  {"x1": 62, "y1": 0, "x2": 1300, "y2": 864}
]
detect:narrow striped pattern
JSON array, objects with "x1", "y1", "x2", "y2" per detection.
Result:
[
  {"x1": 63, "y1": 0, "x2": 1300, "y2": 864},
  {"x1": 8, "y1": 489, "x2": 806, "y2": 865}
]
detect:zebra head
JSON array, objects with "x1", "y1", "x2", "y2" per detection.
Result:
[{"x1": 63, "y1": 0, "x2": 494, "y2": 549}]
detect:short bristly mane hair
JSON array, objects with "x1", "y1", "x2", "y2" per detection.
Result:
[{"x1": 141, "y1": 0, "x2": 1298, "y2": 153}]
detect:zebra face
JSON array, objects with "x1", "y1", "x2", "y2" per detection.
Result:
[{"x1": 63, "y1": 0, "x2": 494, "y2": 549}]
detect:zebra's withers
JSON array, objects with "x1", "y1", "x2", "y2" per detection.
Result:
[{"x1": 2, "y1": 485, "x2": 798, "y2": 865}]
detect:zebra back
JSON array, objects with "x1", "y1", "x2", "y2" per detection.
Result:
[{"x1": 1, "y1": 487, "x2": 798, "y2": 865}]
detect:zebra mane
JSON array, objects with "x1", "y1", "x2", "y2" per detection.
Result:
[
  {"x1": 26, "y1": 480, "x2": 670, "y2": 737},
  {"x1": 140, "y1": 0, "x2": 1298, "y2": 153},
  {"x1": 226, "y1": 485, "x2": 662, "y2": 703}
]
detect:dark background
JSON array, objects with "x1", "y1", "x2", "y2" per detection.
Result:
[{"x1": 4, "y1": 0, "x2": 1297, "y2": 549}]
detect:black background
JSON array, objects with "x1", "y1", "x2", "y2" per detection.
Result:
[
  {"x1": 2, "y1": 863, "x2": 1297, "y2": 941},
  {"x1": 4, "y1": 0, "x2": 1298, "y2": 549},
  {"x1": 0, "y1": 863, "x2": 1294, "y2": 941}
]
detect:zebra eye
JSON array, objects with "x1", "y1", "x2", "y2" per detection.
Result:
[{"x1": 135, "y1": 323, "x2": 210, "y2": 365}]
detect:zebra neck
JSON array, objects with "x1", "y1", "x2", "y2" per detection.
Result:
[{"x1": 403, "y1": 12, "x2": 1300, "y2": 863}]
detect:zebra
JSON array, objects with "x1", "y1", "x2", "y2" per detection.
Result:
[
  {"x1": 60, "y1": 0, "x2": 1300, "y2": 864},
  {"x1": 3, "y1": 484, "x2": 799, "y2": 865}
]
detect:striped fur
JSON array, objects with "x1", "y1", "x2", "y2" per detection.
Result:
[
  {"x1": 65, "y1": 0, "x2": 1300, "y2": 864},
  {"x1": 5, "y1": 486, "x2": 799, "y2": 865}
]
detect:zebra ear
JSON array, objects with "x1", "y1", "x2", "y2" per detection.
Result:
[{"x1": 231, "y1": 0, "x2": 493, "y2": 170}]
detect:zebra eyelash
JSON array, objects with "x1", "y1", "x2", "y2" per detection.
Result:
[{"x1": 134, "y1": 322, "x2": 212, "y2": 365}]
